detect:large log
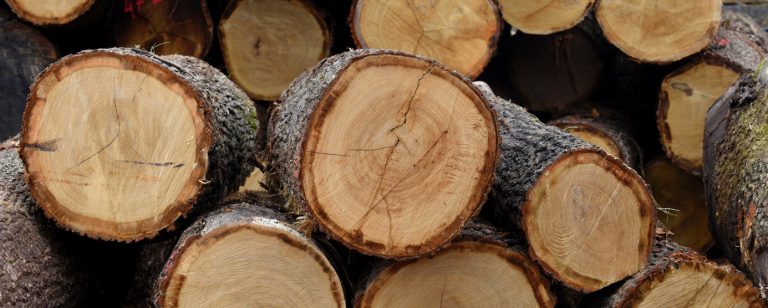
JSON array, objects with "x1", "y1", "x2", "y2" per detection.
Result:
[
  {"x1": 596, "y1": 0, "x2": 722, "y2": 63},
  {"x1": 112, "y1": 0, "x2": 213, "y2": 58},
  {"x1": 219, "y1": 0, "x2": 331, "y2": 101},
  {"x1": 0, "y1": 8, "x2": 58, "y2": 141},
  {"x1": 349, "y1": 0, "x2": 502, "y2": 79},
  {"x1": 19, "y1": 48, "x2": 262, "y2": 241},
  {"x1": 658, "y1": 11, "x2": 767, "y2": 174},
  {"x1": 355, "y1": 222, "x2": 556, "y2": 307},
  {"x1": 153, "y1": 194, "x2": 346, "y2": 307},
  {"x1": 497, "y1": 0, "x2": 594, "y2": 35},
  {"x1": 474, "y1": 82, "x2": 655, "y2": 293},
  {"x1": 268, "y1": 49, "x2": 499, "y2": 258},
  {"x1": 704, "y1": 69, "x2": 768, "y2": 297}
]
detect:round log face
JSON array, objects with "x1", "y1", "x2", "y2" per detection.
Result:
[
  {"x1": 5, "y1": 0, "x2": 95, "y2": 25},
  {"x1": 524, "y1": 150, "x2": 654, "y2": 292},
  {"x1": 21, "y1": 52, "x2": 210, "y2": 240},
  {"x1": 597, "y1": 0, "x2": 721, "y2": 62},
  {"x1": 555, "y1": 123, "x2": 622, "y2": 160},
  {"x1": 659, "y1": 61, "x2": 740, "y2": 173},
  {"x1": 159, "y1": 221, "x2": 344, "y2": 307},
  {"x1": 301, "y1": 54, "x2": 497, "y2": 258},
  {"x1": 498, "y1": 0, "x2": 594, "y2": 34},
  {"x1": 220, "y1": 0, "x2": 330, "y2": 101},
  {"x1": 351, "y1": 0, "x2": 501, "y2": 79},
  {"x1": 359, "y1": 241, "x2": 555, "y2": 307}
]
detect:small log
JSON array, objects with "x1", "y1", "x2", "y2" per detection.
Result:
[
  {"x1": 349, "y1": 0, "x2": 502, "y2": 79},
  {"x1": 4, "y1": 0, "x2": 100, "y2": 26},
  {"x1": 596, "y1": 0, "x2": 722, "y2": 63},
  {"x1": 475, "y1": 82, "x2": 655, "y2": 293},
  {"x1": 658, "y1": 11, "x2": 767, "y2": 174},
  {"x1": 219, "y1": 0, "x2": 331, "y2": 101},
  {"x1": 112, "y1": 0, "x2": 213, "y2": 58},
  {"x1": 497, "y1": 0, "x2": 594, "y2": 34},
  {"x1": 355, "y1": 222, "x2": 556, "y2": 307},
  {"x1": 20, "y1": 48, "x2": 262, "y2": 241},
  {"x1": 268, "y1": 49, "x2": 499, "y2": 258}
]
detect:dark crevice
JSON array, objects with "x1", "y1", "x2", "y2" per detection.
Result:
[
  {"x1": 24, "y1": 138, "x2": 60, "y2": 152},
  {"x1": 116, "y1": 160, "x2": 184, "y2": 168},
  {"x1": 390, "y1": 65, "x2": 435, "y2": 134}
]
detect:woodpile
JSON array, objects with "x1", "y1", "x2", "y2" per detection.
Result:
[{"x1": 2, "y1": 0, "x2": 768, "y2": 306}]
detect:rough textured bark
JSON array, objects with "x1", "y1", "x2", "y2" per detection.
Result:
[
  {"x1": 20, "y1": 47, "x2": 261, "y2": 241},
  {"x1": 0, "y1": 148, "x2": 85, "y2": 306},
  {"x1": 0, "y1": 8, "x2": 58, "y2": 141},
  {"x1": 704, "y1": 70, "x2": 768, "y2": 297},
  {"x1": 725, "y1": 3, "x2": 768, "y2": 28}
]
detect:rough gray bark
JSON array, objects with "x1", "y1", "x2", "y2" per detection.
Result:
[
  {"x1": 19, "y1": 47, "x2": 262, "y2": 241},
  {"x1": 725, "y1": 3, "x2": 768, "y2": 28},
  {"x1": 0, "y1": 8, "x2": 58, "y2": 141},
  {"x1": 0, "y1": 148, "x2": 85, "y2": 306}
]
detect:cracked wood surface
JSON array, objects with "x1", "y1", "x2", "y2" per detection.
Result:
[
  {"x1": 268, "y1": 49, "x2": 498, "y2": 258},
  {"x1": 20, "y1": 48, "x2": 261, "y2": 241}
]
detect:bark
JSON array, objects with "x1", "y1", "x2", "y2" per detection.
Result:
[
  {"x1": 725, "y1": 3, "x2": 768, "y2": 28},
  {"x1": 0, "y1": 8, "x2": 58, "y2": 140}
]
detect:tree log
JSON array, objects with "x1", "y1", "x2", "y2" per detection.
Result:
[
  {"x1": 0, "y1": 8, "x2": 58, "y2": 141},
  {"x1": 349, "y1": 0, "x2": 502, "y2": 79},
  {"x1": 19, "y1": 47, "x2": 261, "y2": 241},
  {"x1": 112, "y1": 0, "x2": 213, "y2": 58},
  {"x1": 596, "y1": 0, "x2": 722, "y2": 63},
  {"x1": 644, "y1": 157, "x2": 714, "y2": 253},
  {"x1": 659, "y1": 11, "x2": 767, "y2": 174},
  {"x1": 704, "y1": 69, "x2": 768, "y2": 297},
  {"x1": 596, "y1": 233, "x2": 763, "y2": 307},
  {"x1": 268, "y1": 49, "x2": 498, "y2": 258},
  {"x1": 220, "y1": 0, "x2": 331, "y2": 101},
  {"x1": 497, "y1": 0, "x2": 594, "y2": 34},
  {"x1": 355, "y1": 222, "x2": 556, "y2": 307},
  {"x1": 475, "y1": 82, "x2": 655, "y2": 292},
  {"x1": 153, "y1": 194, "x2": 346, "y2": 307},
  {"x1": 4, "y1": 0, "x2": 100, "y2": 26}
]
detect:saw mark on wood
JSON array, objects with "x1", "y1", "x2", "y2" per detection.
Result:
[{"x1": 24, "y1": 138, "x2": 60, "y2": 152}]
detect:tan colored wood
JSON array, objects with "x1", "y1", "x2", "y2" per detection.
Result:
[
  {"x1": 351, "y1": 0, "x2": 501, "y2": 79},
  {"x1": 359, "y1": 240, "x2": 555, "y2": 307},
  {"x1": 238, "y1": 168, "x2": 267, "y2": 193},
  {"x1": 525, "y1": 151, "x2": 654, "y2": 292},
  {"x1": 4, "y1": 0, "x2": 94, "y2": 25},
  {"x1": 659, "y1": 61, "x2": 739, "y2": 173},
  {"x1": 219, "y1": 0, "x2": 330, "y2": 101},
  {"x1": 301, "y1": 54, "x2": 497, "y2": 258},
  {"x1": 645, "y1": 157, "x2": 713, "y2": 252},
  {"x1": 597, "y1": 0, "x2": 722, "y2": 63},
  {"x1": 557, "y1": 125, "x2": 622, "y2": 159},
  {"x1": 498, "y1": 0, "x2": 594, "y2": 34},
  {"x1": 161, "y1": 220, "x2": 343, "y2": 307}
]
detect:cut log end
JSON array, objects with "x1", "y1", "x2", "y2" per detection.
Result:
[
  {"x1": 21, "y1": 51, "x2": 211, "y2": 241},
  {"x1": 350, "y1": 0, "x2": 501, "y2": 79},
  {"x1": 5, "y1": 0, "x2": 95, "y2": 25},
  {"x1": 553, "y1": 123, "x2": 622, "y2": 160},
  {"x1": 220, "y1": 0, "x2": 330, "y2": 101},
  {"x1": 597, "y1": 0, "x2": 721, "y2": 62},
  {"x1": 498, "y1": 0, "x2": 594, "y2": 34},
  {"x1": 524, "y1": 150, "x2": 655, "y2": 292},
  {"x1": 659, "y1": 60, "x2": 740, "y2": 173},
  {"x1": 300, "y1": 53, "x2": 497, "y2": 258},
  {"x1": 358, "y1": 241, "x2": 555, "y2": 307},
  {"x1": 158, "y1": 220, "x2": 344, "y2": 307}
]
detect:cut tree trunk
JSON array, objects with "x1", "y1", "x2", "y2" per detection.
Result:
[
  {"x1": 596, "y1": 0, "x2": 722, "y2": 63},
  {"x1": 4, "y1": 0, "x2": 100, "y2": 26},
  {"x1": 0, "y1": 8, "x2": 58, "y2": 141},
  {"x1": 219, "y1": 0, "x2": 331, "y2": 101},
  {"x1": 349, "y1": 0, "x2": 502, "y2": 79},
  {"x1": 503, "y1": 22, "x2": 605, "y2": 113},
  {"x1": 658, "y1": 11, "x2": 767, "y2": 174},
  {"x1": 595, "y1": 233, "x2": 763, "y2": 307},
  {"x1": 355, "y1": 222, "x2": 556, "y2": 307},
  {"x1": 19, "y1": 47, "x2": 262, "y2": 242},
  {"x1": 268, "y1": 49, "x2": 499, "y2": 258},
  {"x1": 0, "y1": 147, "x2": 86, "y2": 306},
  {"x1": 497, "y1": 0, "x2": 594, "y2": 34},
  {"x1": 112, "y1": 0, "x2": 213, "y2": 58},
  {"x1": 644, "y1": 157, "x2": 714, "y2": 253},
  {"x1": 704, "y1": 70, "x2": 768, "y2": 297},
  {"x1": 548, "y1": 106, "x2": 640, "y2": 169},
  {"x1": 154, "y1": 193, "x2": 346, "y2": 307},
  {"x1": 474, "y1": 82, "x2": 656, "y2": 293}
]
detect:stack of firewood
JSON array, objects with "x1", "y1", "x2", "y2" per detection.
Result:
[{"x1": 1, "y1": 0, "x2": 768, "y2": 307}]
